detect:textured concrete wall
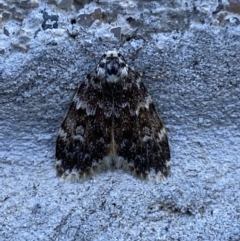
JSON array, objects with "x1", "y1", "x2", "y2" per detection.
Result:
[{"x1": 1, "y1": 0, "x2": 240, "y2": 240}]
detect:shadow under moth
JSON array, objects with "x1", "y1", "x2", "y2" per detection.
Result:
[{"x1": 56, "y1": 50, "x2": 170, "y2": 182}]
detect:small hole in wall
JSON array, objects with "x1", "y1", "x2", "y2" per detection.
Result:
[{"x1": 71, "y1": 19, "x2": 76, "y2": 24}]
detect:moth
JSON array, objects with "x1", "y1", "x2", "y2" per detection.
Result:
[{"x1": 56, "y1": 50, "x2": 170, "y2": 182}]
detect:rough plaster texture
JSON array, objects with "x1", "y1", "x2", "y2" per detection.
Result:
[{"x1": 0, "y1": 0, "x2": 240, "y2": 240}]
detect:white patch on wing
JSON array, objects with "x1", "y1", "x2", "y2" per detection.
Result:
[
  {"x1": 73, "y1": 96, "x2": 97, "y2": 115},
  {"x1": 55, "y1": 159, "x2": 62, "y2": 167},
  {"x1": 146, "y1": 169, "x2": 166, "y2": 183},
  {"x1": 96, "y1": 66, "x2": 106, "y2": 78},
  {"x1": 120, "y1": 66, "x2": 129, "y2": 78},
  {"x1": 136, "y1": 95, "x2": 152, "y2": 115},
  {"x1": 58, "y1": 128, "x2": 67, "y2": 139},
  {"x1": 136, "y1": 77, "x2": 141, "y2": 87},
  {"x1": 73, "y1": 135, "x2": 84, "y2": 142},
  {"x1": 157, "y1": 127, "x2": 167, "y2": 141},
  {"x1": 73, "y1": 96, "x2": 88, "y2": 110},
  {"x1": 142, "y1": 135, "x2": 151, "y2": 142}
]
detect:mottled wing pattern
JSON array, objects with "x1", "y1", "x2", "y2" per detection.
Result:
[
  {"x1": 56, "y1": 74, "x2": 112, "y2": 181},
  {"x1": 56, "y1": 50, "x2": 170, "y2": 182},
  {"x1": 113, "y1": 70, "x2": 170, "y2": 181}
]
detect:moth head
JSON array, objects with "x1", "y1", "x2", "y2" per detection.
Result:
[{"x1": 96, "y1": 50, "x2": 129, "y2": 83}]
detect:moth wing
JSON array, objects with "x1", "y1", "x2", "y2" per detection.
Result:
[
  {"x1": 114, "y1": 79, "x2": 170, "y2": 181},
  {"x1": 55, "y1": 78, "x2": 112, "y2": 181}
]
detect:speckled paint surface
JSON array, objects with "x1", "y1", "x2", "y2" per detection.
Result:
[{"x1": 0, "y1": 0, "x2": 240, "y2": 240}]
